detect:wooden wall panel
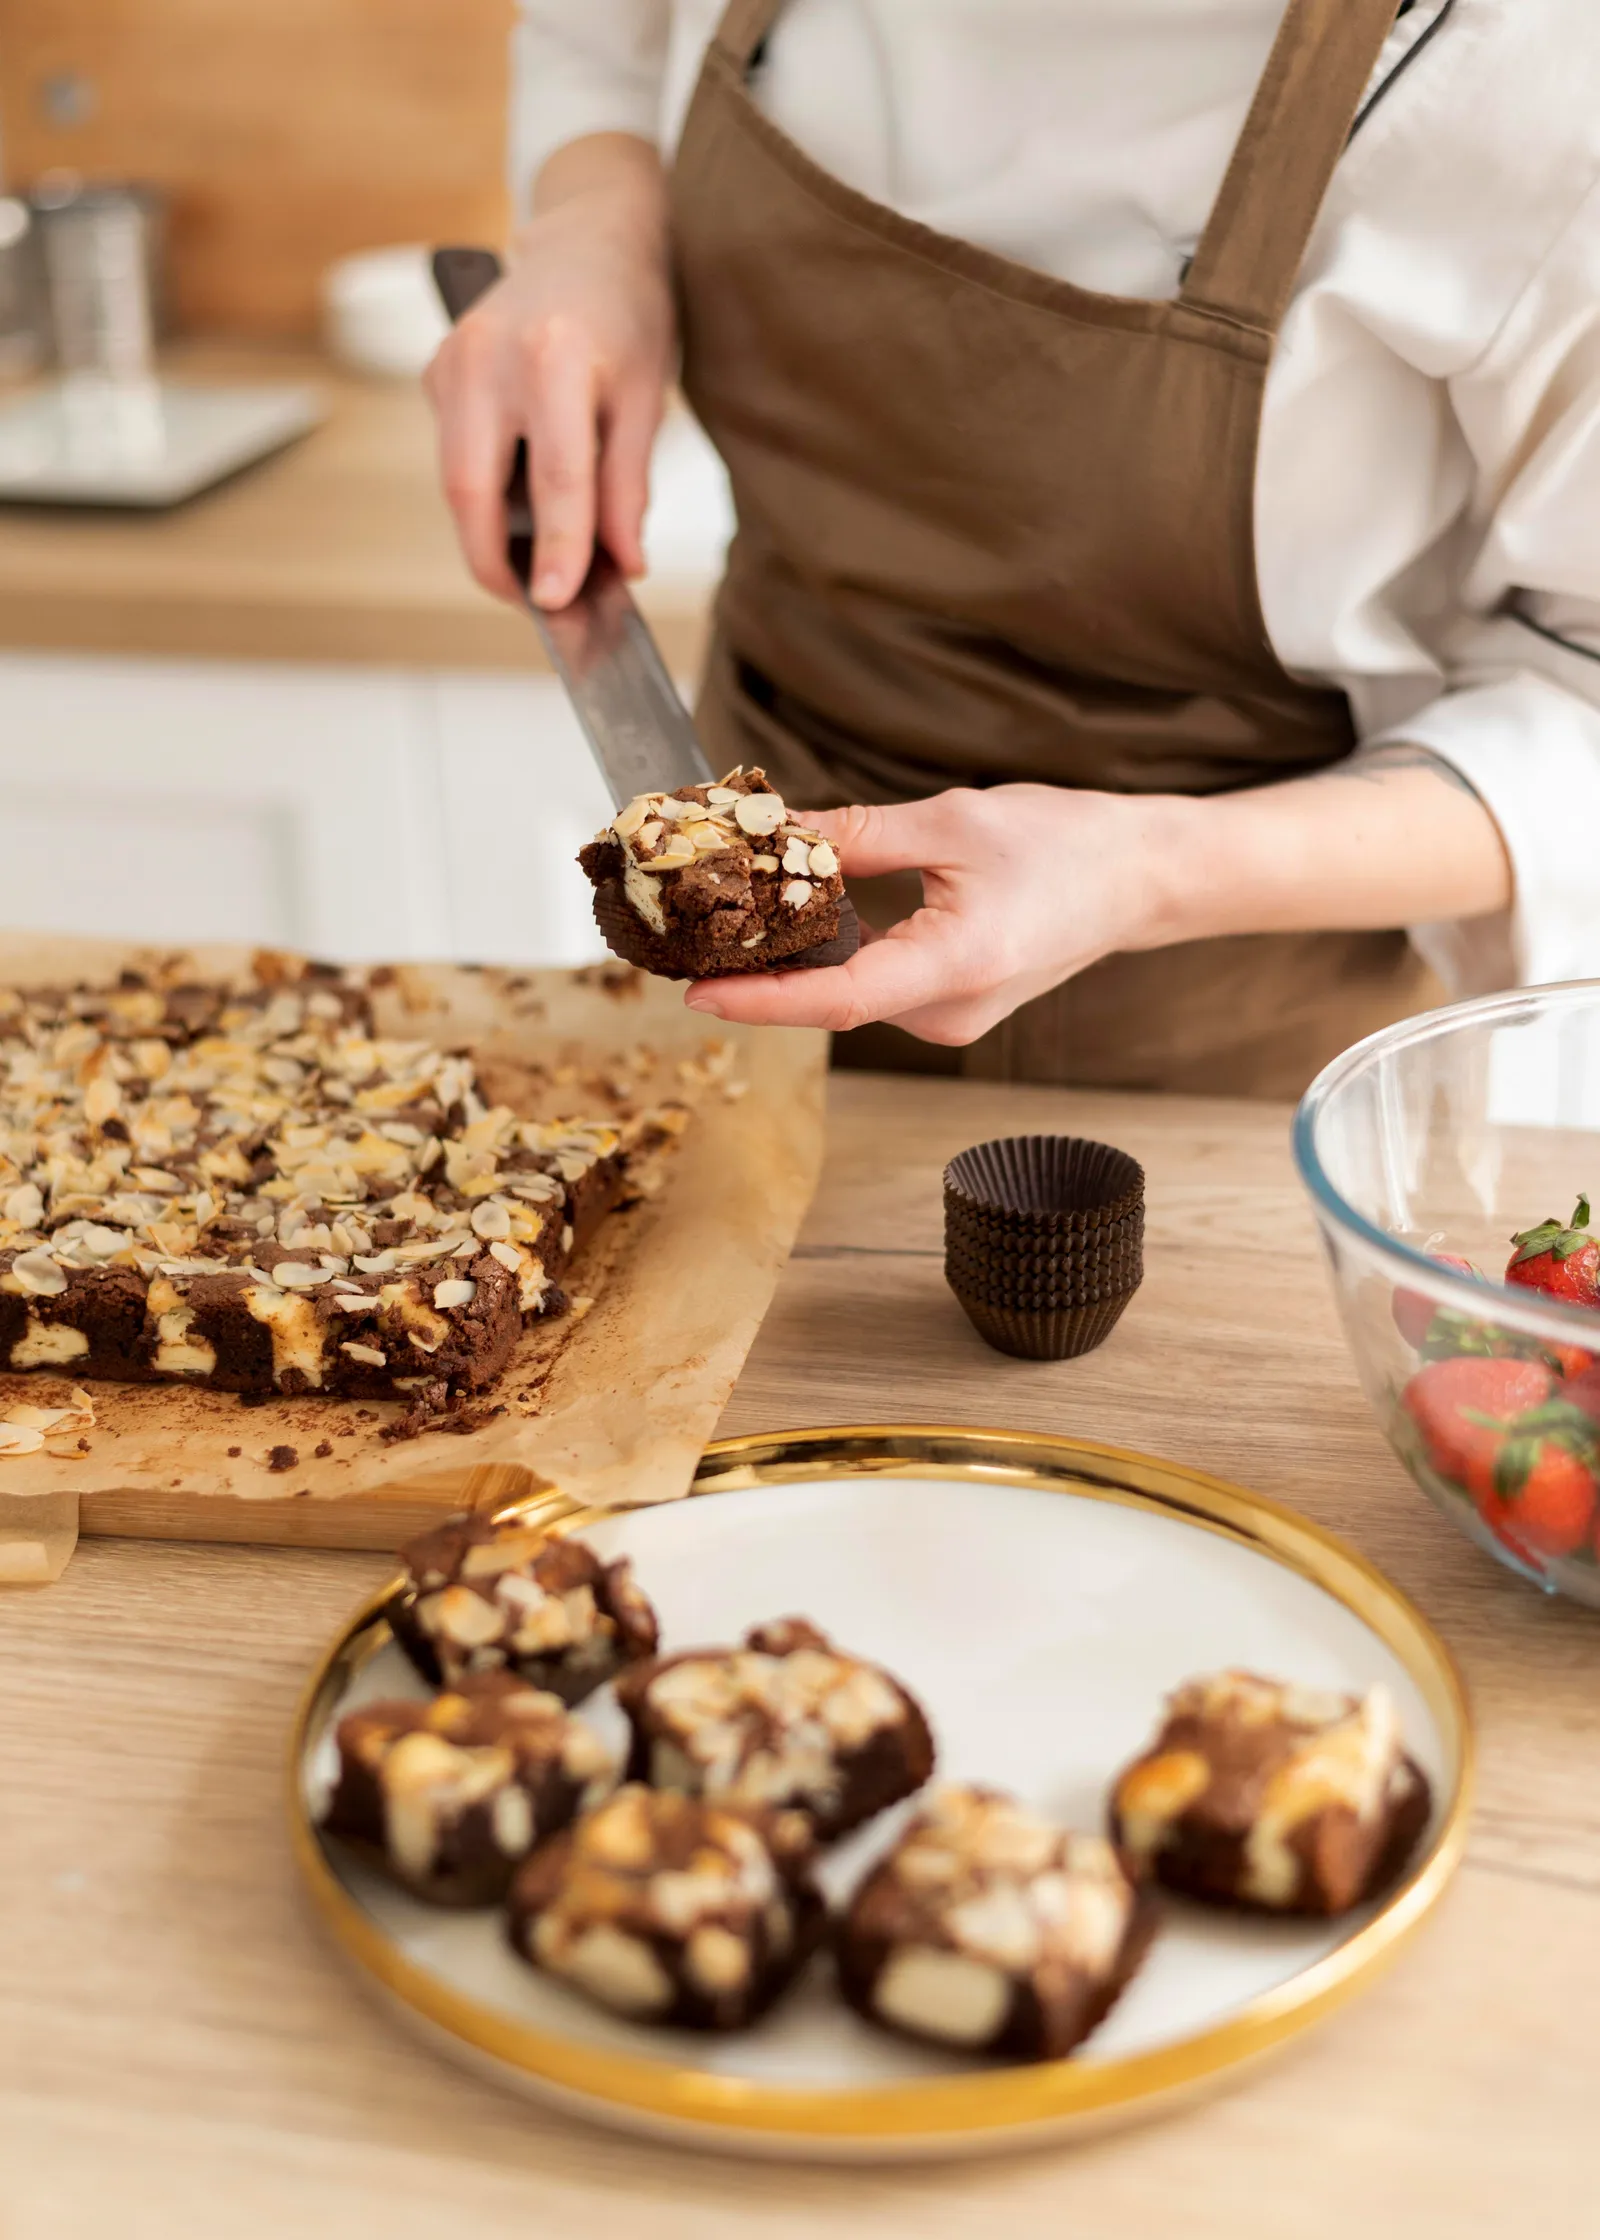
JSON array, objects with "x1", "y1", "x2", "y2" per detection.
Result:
[{"x1": 0, "y1": 0, "x2": 513, "y2": 336}]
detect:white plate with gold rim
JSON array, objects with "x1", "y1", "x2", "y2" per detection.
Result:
[{"x1": 288, "y1": 1426, "x2": 1472, "y2": 2162}]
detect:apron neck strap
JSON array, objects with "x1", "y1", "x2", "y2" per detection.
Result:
[
  {"x1": 1180, "y1": 0, "x2": 1401, "y2": 334},
  {"x1": 710, "y1": 0, "x2": 785, "y2": 71}
]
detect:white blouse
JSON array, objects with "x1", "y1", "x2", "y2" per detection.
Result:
[{"x1": 511, "y1": 0, "x2": 1600, "y2": 996}]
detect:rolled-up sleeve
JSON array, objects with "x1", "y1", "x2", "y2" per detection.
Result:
[
  {"x1": 1373, "y1": 175, "x2": 1600, "y2": 994},
  {"x1": 510, "y1": 1, "x2": 671, "y2": 213}
]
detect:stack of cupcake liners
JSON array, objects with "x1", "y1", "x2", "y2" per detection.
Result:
[{"x1": 943, "y1": 1135, "x2": 1145, "y2": 1360}]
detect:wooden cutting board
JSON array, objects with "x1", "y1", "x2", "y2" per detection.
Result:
[{"x1": 0, "y1": 942, "x2": 827, "y2": 1580}]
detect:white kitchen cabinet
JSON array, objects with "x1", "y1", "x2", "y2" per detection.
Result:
[{"x1": 0, "y1": 649, "x2": 616, "y2": 965}]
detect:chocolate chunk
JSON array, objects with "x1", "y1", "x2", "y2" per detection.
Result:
[
  {"x1": 508, "y1": 1785, "x2": 824, "y2": 2029},
  {"x1": 578, "y1": 768, "x2": 851, "y2": 980},
  {"x1": 1108, "y1": 1670, "x2": 1432, "y2": 1917},
  {"x1": 392, "y1": 1513, "x2": 659, "y2": 1704},
  {"x1": 266, "y1": 1444, "x2": 298, "y2": 1472},
  {"x1": 839, "y1": 1786, "x2": 1154, "y2": 2061},
  {"x1": 319, "y1": 1669, "x2": 615, "y2": 1905},
  {"x1": 615, "y1": 1617, "x2": 934, "y2": 1842}
]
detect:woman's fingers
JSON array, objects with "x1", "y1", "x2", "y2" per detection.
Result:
[
  {"x1": 684, "y1": 915, "x2": 970, "y2": 1034},
  {"x1": 427, "y1": 320, "x2": 524, "y2": 602},
  {"x1": 597, "y1": 376, "x2": 663, "y2": 581},
  {"x1": 807, "y1": 794, "x2": 977, "y2": 879},
  {"x1": 523, "y1": 320, "x2": 601, "y2": 608}
]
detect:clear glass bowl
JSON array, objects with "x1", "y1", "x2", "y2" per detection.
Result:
[{"x1": 1294, "y1": 981, "x2": 1600, "y2": 1608}]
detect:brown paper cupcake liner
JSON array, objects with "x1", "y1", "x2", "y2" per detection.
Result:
[
  {"x1": 944, "y1": 1262, "x2": 1144, "y2": 1308},
  {"x1": 943, "y1": 1135, "x2": 1144, "y2": 1231},
  {"x1": 946, "y1": 1274, "x2": 1142, "y2": 1311},
  {"x1": 943, "y1": 1221, "x2": 1144, "y2": 1273},
  {"x1": 944, "y1": 1222, "x2": 1144, "y2": 1273},
  {"x1": 944, "y1": 1194, "x2": 1145, "y2": 1238},
  {"x1": 942, "y1": 1194, "x2": 1140, "y2": 1239},
  {"x1": 949, "y1": 1286, "x2": 1138, "y2": 1361}
]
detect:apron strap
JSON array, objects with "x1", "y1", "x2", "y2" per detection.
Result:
[
  {"x1": 1181, "y1": 0, "x2": 1401, "y2": 334},
  {"x1": 710, "y1": 0, "x2": 786, "y2": 71}
]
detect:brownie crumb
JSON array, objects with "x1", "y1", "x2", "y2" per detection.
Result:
[
  {"x1": 76, "y1": 1437, "x2": 90, "y2": 1453},
  {"x1": 313, "y1": 1440, "x2": 333, "y2": 1459},
  {"x1": 226, "y1": 1445, "x2": 241, "y2": 1459},
  {"x1": 379, "y1": 1386, "x2": 501, "y2": 1444},
  {"x1": 267, "y1": 1444, "x2": 299, "y2": 1472}
]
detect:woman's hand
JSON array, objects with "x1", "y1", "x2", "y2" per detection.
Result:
[
  {"x1": 684, "y1": 785, "x2": 1191, "y2": 1043},
  {"x1": 424, "y1": 134, "x2": 674, "y2": 609},
  {"x1": 681, "y1": 754, "x2": 1512, "y2": 1043}
]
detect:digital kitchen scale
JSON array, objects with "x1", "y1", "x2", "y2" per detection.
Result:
[{"x1": 0, "y1": 376, "x2": 324, "y2": 507}]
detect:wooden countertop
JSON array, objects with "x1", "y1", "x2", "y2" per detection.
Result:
[
  {"x1": 0, "y1": 346, "x2": 711, "y2": 674},
  {"x1": 5, "y1": 1071, "x2": 1596, "y2": 2237}
]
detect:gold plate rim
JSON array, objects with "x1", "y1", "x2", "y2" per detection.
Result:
[{"x1": 286, "y1": 1424, "x2": 1474, "y2": 2148}]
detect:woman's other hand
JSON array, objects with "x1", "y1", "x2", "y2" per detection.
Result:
[
  {"x1": 682, "y1": 755, "x2": 1511, "y2": 1044},
  {"x1": 684, "y1": 786, "x2": 1183, "y2": 1045},
  {"x1": 424, "y1": 133, "x2": 674, "y2": 609}
]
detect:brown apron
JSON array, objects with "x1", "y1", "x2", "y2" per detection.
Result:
[{"x1": 669, "y1": 0, "x2": 1440, "y2": 1096}]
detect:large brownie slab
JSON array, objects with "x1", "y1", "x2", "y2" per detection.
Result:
[{"x1": 0, "y1": 968, "x2": 628, "y2": 1401}]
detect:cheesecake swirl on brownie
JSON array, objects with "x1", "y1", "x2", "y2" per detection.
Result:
[
  {"x1": 579, "y1": 768, "x2": 845, "y2": 977},
  {"x1": 0, "y1": 970, "x2": 627, "y2": 1398}
]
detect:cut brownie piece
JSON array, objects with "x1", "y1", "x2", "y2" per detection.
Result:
[
  {"x1": 318, "y1": 1670, "x2": 615, "y2": 1906},
  {"x1": 390, "y1": 1513, "x2": 659, "y2": 1702},
  {"x1": 838, "y1": 1787, "x2": 1153, "y2": 2062},
  {"x1": 507, "y1": 1782, "x2": 825, "y2": 2031},
  {"x1": 614, "y1": 1615, "x2": 934, "y2": 1842},
  {"x1": 0, "y1": 971, "x2": 631, "y2": 1400},
  {"x1": 578, "y1": 767, "x2": 846, "y2": 977},
  {"x1": 1108, "y1": 1670, "x2": 1432, "y2": 1917}
]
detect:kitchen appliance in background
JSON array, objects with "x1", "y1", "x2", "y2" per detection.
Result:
[
  {"x1": 0, "y1": 173, "x2": 324, "y2": 508},
  {"x1": 31, "y1": 173, "x2": 166, "y2": 379},
  {"x1": 0, "y1": 198, "x2": 47, "y2": 380}
]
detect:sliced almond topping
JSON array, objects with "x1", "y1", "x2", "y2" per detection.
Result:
[
  {"x1": 0, "y1": 1420, "x2": 46, "y2": 1454},
  {"x1": 470, "y1": 1201, "x2": 512, "y2": 1240},
  {"x1": 340, "y1": 1341, "x2": 387, "y2": 1366},
  {"x1": 272, "y1": 1261, "x2": 331, "y2": 1289},
  {"x1": 734, "y1": 792, "x2": 786, "y2": 837},
  {"x1": 488, "y1": 1240, "x2": 523, "y2": 1273},
  {"x1": 781, "y1": 837, "x2": 812, "y2": 875},
  {"x1": 432, "y1": 1277, "x2": 476, "y2": 1310},
  {"x1": 781, "y1": 879, "x2": 814, "y2": 909},
  {"x1": 11, "y1": 1250, "x2": 67, "y2": 1297},
  {"x1": 612, "y1": 797, "x2": 649, "y2": 839},
  {"x1": 808, "y1": 841, "x2": 840, "y2": 877}
]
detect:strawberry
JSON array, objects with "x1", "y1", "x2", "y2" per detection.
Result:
[
  {"x1": 1506, "y1": 1195, "x2": 1600, "y2": 1307},
  {"x1": 1401, "y1": 1356, "x2": 1554, "y2": 1484},
  {"x1": 1559, "y1": 1363, "x2": 1600, "y2": 1422},
  {"x1": 1471, "y1": 1410, "x2": 1599, "y2": 1561},
  {"x1": 1392, "y1": 1253, "x2": 1479, "y2": 1350}
]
